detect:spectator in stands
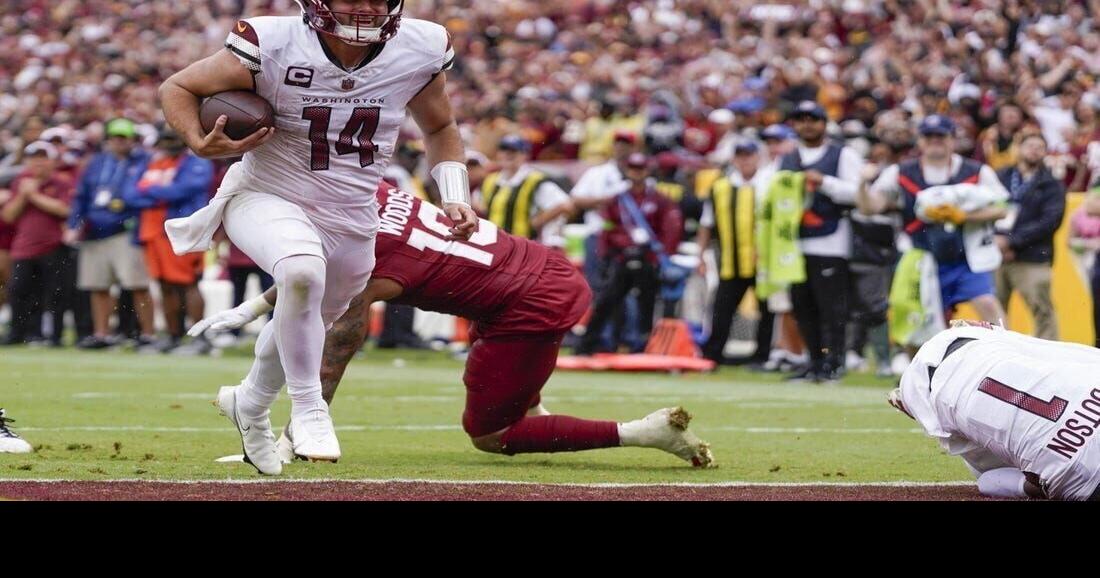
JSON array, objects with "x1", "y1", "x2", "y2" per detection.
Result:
[
  {"x1": 860, "y1": 115, "x2": 1010, "y2": 330},
  {"x1": 1086, "y1": 189, "x2": 1100, "y2": 347},
  {"x1": 65, "y1": 118, "x2": 155, "y2": 349},
  {"x1": 579, "y1": 97, "x2": 643, "y2": 163},
  {"x1": 474, "y1": 134, "x2": 574, "y2": 249},
  {"x1": 846, "y1": 165, "x2": 899, "y2": 377},
  {"x1": 979, "y1": 104, "x2": 1026, "y2": 172},
  {"x1": 385, "y1": 140, "x2": 433, "y2": 203},
  {"x1": 0, "y1": 142, "x2": 73, "y2": 345},
  {"x1": 706, "y1": 108, "x2": 738, "y2": 166},
  {"x1": 782, "y1": 101, "x2": 865, "y2": 383},
  {"x1": 0, "y1": 187, "x2": 13, "y2": 333},
  {"x1": 995, "y1": 132, "x2": 1066, "y2": 341},
  {"x1": 698, "y1": 141, "x2": 773, "y2": 366},
  {"x1": 653, "y1": 151, "x2": 699, "y2": 242},
  {"x1": 758, "y1": 123, "x2": 797, "y2": 185},
  {"x1": 7, "y1": 0, "x2": 1100, "y2": 352},
  {"x1": 1067, "y1": 98, "x2": 1100, "y2": 192},
  {"x1": 39, "y1": 126, "x2": 94, "y2": 342},
  {"x1": 576, "y1": 153, "x2": 682, "y2": 355},
  {"x1": 124, "y1": 125, "x2": 214, "y2": 353}
]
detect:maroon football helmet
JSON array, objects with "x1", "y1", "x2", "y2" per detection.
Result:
[{"x1": 299, "y1": 0, "x2": 403, "y2": 46}]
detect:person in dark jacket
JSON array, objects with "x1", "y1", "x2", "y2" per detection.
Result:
[
  {"x1": 995, "y1": 132, "x2": 1066, "y2": 341},
  {"x1": 64, "y1": 118, "x2": 155, "y2": 349},
  {"x1": 576, "y1": 152, "x2": 683, "y2": 354}
]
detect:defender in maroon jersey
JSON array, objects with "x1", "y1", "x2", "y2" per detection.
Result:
[{"x1": 193, "y1": 184, "x2": 714, "y2": 467}]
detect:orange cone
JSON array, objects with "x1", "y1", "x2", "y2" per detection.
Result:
[
  {"x1": 368, "y1": 303, "x2": 384, "y2": 339},
  {"x1": 644, "y1": 318, "x2": 701, "y2": 358},
  {"x1": 453, "y1": 317, "x2": 471, "y2": 345}
]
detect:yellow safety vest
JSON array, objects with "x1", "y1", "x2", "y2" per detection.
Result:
[
  {"x1": 695, "y1": 168, "x2": 721, "y2": 200},
  {"x1": 711, "y1": 177, "x2": 756, "y2": 280},
  {"x1": 482, "y1": 170, "x2": 546, "y2": 239}
]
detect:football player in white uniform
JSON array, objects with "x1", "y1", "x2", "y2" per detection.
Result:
[
  {"x1": 159, "y1": 0, "x2": 477, "y2": 475},
  {"x1": 890, "y1": 321, "x2": 1100, "y2": 500}
]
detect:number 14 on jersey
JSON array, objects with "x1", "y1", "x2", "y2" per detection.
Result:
[{"x1": 302, "y1": 106, "x2": 380, "y2": 171}]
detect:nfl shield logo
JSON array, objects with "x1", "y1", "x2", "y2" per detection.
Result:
[{"x1": 341, "y1": 78, "x2": 356, "y2": 91}]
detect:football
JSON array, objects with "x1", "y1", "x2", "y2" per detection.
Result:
[{"x1": 198, "y1": 90, "x2": 275, "y2": 141}]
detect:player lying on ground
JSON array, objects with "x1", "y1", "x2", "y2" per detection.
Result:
[
  {"x1": 193, "y1": 184, "x2": 715, "y2": 468},
  {"x1": 159, "y1": 1, "x2": 477, "y2": 474},
  {"x1": 889, "y1": 320, "x2": 1100, "y2": 500}
]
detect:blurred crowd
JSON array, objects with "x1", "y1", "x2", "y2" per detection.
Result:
[{"x1": 4, "y1": 0, "x2": 1100, "y2": 379}]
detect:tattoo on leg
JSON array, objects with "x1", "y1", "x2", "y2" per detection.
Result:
[{"x1": 320, "y1": 293, "x2": 371, "y2": 404}]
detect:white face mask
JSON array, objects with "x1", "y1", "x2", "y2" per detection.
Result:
[
  {"x1": 301, "y1": 0, "x2": 399, "y2": 46},
  {"x1": 334, "y1": 23, "x2": 385, "y2": 45}
]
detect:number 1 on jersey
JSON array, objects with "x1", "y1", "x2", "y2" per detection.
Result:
[
  {"x1": 978, "y1": 377, "x2": 1069, "y2": 422},
  {"x1": 406, "y1": 202, "x2": 498, "y2": 266},
  {"x1": 302, "y1": 106, "x2": 380, "y2": 171}
]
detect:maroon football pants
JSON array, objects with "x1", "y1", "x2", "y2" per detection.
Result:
[{"x1": 461, "y1": 332, "x2": 563, "y2": 437}]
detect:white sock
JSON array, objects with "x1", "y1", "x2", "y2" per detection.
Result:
[
  {"x1": 272, "y1": 255, "x2": 329, "y2": 418},
  {"x1": 237, "y1": 379, "x2": 279, "y2": 419},
  {"x1": 617, "y1": 419, "x2": 645, "y2": 447},
  {"x1": 236, "y1": 322, "x2": 283, "y2": 419},
  {"x1": 617, "y1": 408, "x2": 678, "y2": 448},
  {"x1": 288, "y1": 383, "x2": 327, "y2": 419}
]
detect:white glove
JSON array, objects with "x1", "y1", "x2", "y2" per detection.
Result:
[{"x1": 188, "y1": 295, "x2": 273, "y2": 337}]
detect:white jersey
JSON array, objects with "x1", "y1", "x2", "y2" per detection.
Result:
[
  {"x1": 899, "y1": 325, "x2": 1100, "y2": 500},
  {"x1": 223, "y1": 16, "x2": 454, "y2": 237}
]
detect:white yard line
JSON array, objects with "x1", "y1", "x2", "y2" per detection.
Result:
[
  {"x1": 19, "y1": 424, "x2": 922, "y2": 434},
  {"x1": 0, "y1": 477, "x2": 975, "y2": 488}
]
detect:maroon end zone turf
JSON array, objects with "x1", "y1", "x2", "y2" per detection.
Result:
[{"x1": 0, "y1": 481, "x2": 995, "y2": 501}]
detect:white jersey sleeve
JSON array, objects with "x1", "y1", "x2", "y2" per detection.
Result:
[
  {"x1": 440, "y1": 31, "x2": 456, "y2": 72},
  {"x1": 398, "y1": 19, "x2": 455, "y2": 95},
  {"x1": 224, "y1": 17, "x2": 294, "y2": 95},
  {"x1": 225, "y1": 19, "x2": 262, "y2": 73}
]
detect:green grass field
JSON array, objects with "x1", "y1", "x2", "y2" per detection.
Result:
[{"x1": 0, "y1": 346, "x2": 971, "y2": 484}]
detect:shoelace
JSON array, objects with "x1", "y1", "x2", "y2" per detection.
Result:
[{"x1": 0, "y1": 410, "x2": 20, "y2": 438}]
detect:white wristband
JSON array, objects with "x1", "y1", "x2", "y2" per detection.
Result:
[
  {"x1": 244, "y1": 294, "x2": 274, "y2": 317},
  {"x1": 431, "y1": 160, "x2": 471, "y2": 207}
]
